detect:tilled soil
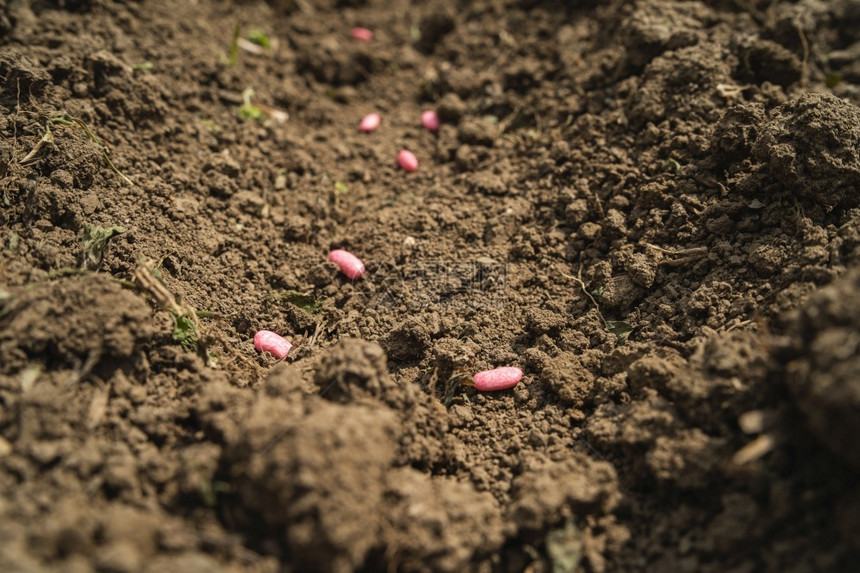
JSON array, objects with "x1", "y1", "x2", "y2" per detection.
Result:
[{"x1": 1, "y1": 0, "x2": 860, "y2": 571}]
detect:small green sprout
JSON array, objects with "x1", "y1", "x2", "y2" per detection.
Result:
[
  {"x1": 172, "y1": 314, "x2": 199, "y2": 350},
  {"x1": 199, "y1": 480, "x2": 232, "y2": 507},
  {"x1": 826, "y1": 72, "x2": 843, "y2": 89},
  {"x1": 200, "y1": 118, "x2": 221, "y2": 132},
  {"x1": 133, "y1": 259, "x2": 209, "y2": 353},
  {"x1": 229, "y1": 24, "x2": 241, "y2": 67},
  {"x1": 81, "y1": 223, "x2": 126, "y2": 270},
  {"x1": 247, "y1": 28, "x2": 271, "y2": 48},
  {"x1": 132, "y1": 62, "x2": 153, "y2": 74},
  {"x1": 662, "y1": 158, "x2": 681, "y2": 173},
  {"x1": 334, "y1": 181, "x2": 349, "y2": 196},
  {"x1": 238, "y1": 88, "x2": 264, "y2": 122},
  {"x1": 410, "y1": 24, "x2": 422, "y2": 41},
  {"x1": 606, "y1": 320, "x2": 635, "y2": 345}
]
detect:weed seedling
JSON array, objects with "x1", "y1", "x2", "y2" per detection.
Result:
[
  {"x1": 228, "y1": 24, "x2": 241, "y2": 67},
  {"x1": 333, "y1": 181, "x2": 349, "y2": 204},
  {"x1": 199, "y1": 118, "x2": 221, "y2": 132},
  {"x1": 132, "y1": 62, "x2": 153, "y2": 74},
  {"x1": 246, "y1": 28, "x2": 271, "y2": 48},
  {"x1": 171, "y1": 314, "x2": 199, "y2": 351},
  {"x1": 238, "y1": 88, "x2": 264, "y2": 122},
  {"x1": 661, "y1": 158, "x2": 680, "y2": 173},
  {"x1": 199, "y1": 480, "x2": 233, "y2": 507},
  {"x1": 133, "y1": 259, "x2": 208, "y2": 353},
  {"x1": 237, "y1": 88, "x2": 288, "y2": 125},
  {"x1": 81, "y1": 223, "x2": 126, "y2": 270}
]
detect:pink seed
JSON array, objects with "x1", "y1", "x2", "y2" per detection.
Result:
[
  {"x1": 473, "y1": 367, "x2": 523, "y2": 391},
  {"x1": 421, "y1": 110, "x2": 440, "y2": 131},
  {"x1": 350, "y1": 27, "x2": 374, "y2": 42},
  {"x1": 254, "y1": 330, "x2": 292, "y2": 360},
  {"x1": 328, "y1": 249, "x2": 366, "y2": 280},
  {"x1": 359, "y1": 113, "x2": 381, "y2": 133},
  {"x1": 397, "y1": 149, "x2": 418, "y2": 173}
]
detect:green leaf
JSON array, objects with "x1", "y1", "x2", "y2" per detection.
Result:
[
  {"x1": 172, "y1": 314, "x2": 199, "y2": 350},
  {"x1": 247, "y1": 28, "x2": 271, "y2": 48},
  {"x1": 82, "y1": 223, "x2": 127, "y2": 269},
  {"x1": 238, "y1": 103, "x2": 264, "y2": 121},
  {"x1": 200, "y1": 118, "x2": 221, "y2": 132},
  {"x1": 606, "y1": 320, "x2": 635, "y2": 345}
]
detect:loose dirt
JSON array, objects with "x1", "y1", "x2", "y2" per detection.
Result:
[{"x1": 2, "y1": 0, "x2": 859, "y2": 571}]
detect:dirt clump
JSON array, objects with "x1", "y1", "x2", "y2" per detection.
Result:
[
  {"x1": 226, "y1": 397, "x2": 397, "y2": 572},
  {"x1": 0, "y1": 275, "x2": 154, "y2": 366},
  {"x1": 786, "y1": 268, "x2": 860, "y2": 469},
  {"x1": 753, "y1": 92, "x2": 860, "y2": 208},
  {"x1": 381, "y1": 467, "x2": 505, "y2": 573}
]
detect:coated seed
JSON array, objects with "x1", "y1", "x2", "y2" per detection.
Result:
[
  {"x1": 473, "y1": 367, "x2": 522, "y2": 391},
  {"x1": 328, "y1": 249, "x2": 366, "y2": 280},
  {"x1": 254, "y1": 330, "x2": 292, "y2": 360},
  {"x1": 360, "y1": 113, "x2": 380, "y2": 133},
  {"x1": 350, "y1": 27, "x2": 374, "y2": 42},
  {"x1": 421, "y1": 110, "x2": 440, "y2": 131},
  {"x1": 397, "y1": 149, "x2": 418, "y2": 172}
]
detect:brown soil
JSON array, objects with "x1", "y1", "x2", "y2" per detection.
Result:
[{"x1": 2, "y1": 0, "x2": 860, "y2": 571}]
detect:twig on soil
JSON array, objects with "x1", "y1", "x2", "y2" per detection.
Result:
[
  {"x1": 732, "y1": 433, "x2": 781, "y2": 465},
  {"x1": 85, "y1": 380, "x2": 110, "y2": 430},
  {"x1": 560, "y1": 264, "x2": 608, "y2": 329},
  {"x1": 644, "y1": 243, "x2": 708, "y2": 267},
  {"x1": 308, "y1": 320, "x2": 325, "y2": 348},
  {"x1": 19, "y1": 120, "x2": 54, "y2": 164},
  {"x1": 716, "y1": 83, "x2": 751, "y2": 102},
  {"x1": 723, "y1": 318, "x2": 754, "y2": 333},
  {"x1": 732, "y1": 408, "x2": 783, "y2": 465}
]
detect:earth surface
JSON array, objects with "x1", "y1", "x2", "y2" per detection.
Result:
[{"x1": 2, "y1": 0, "x2": 860, "y2": 571}]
